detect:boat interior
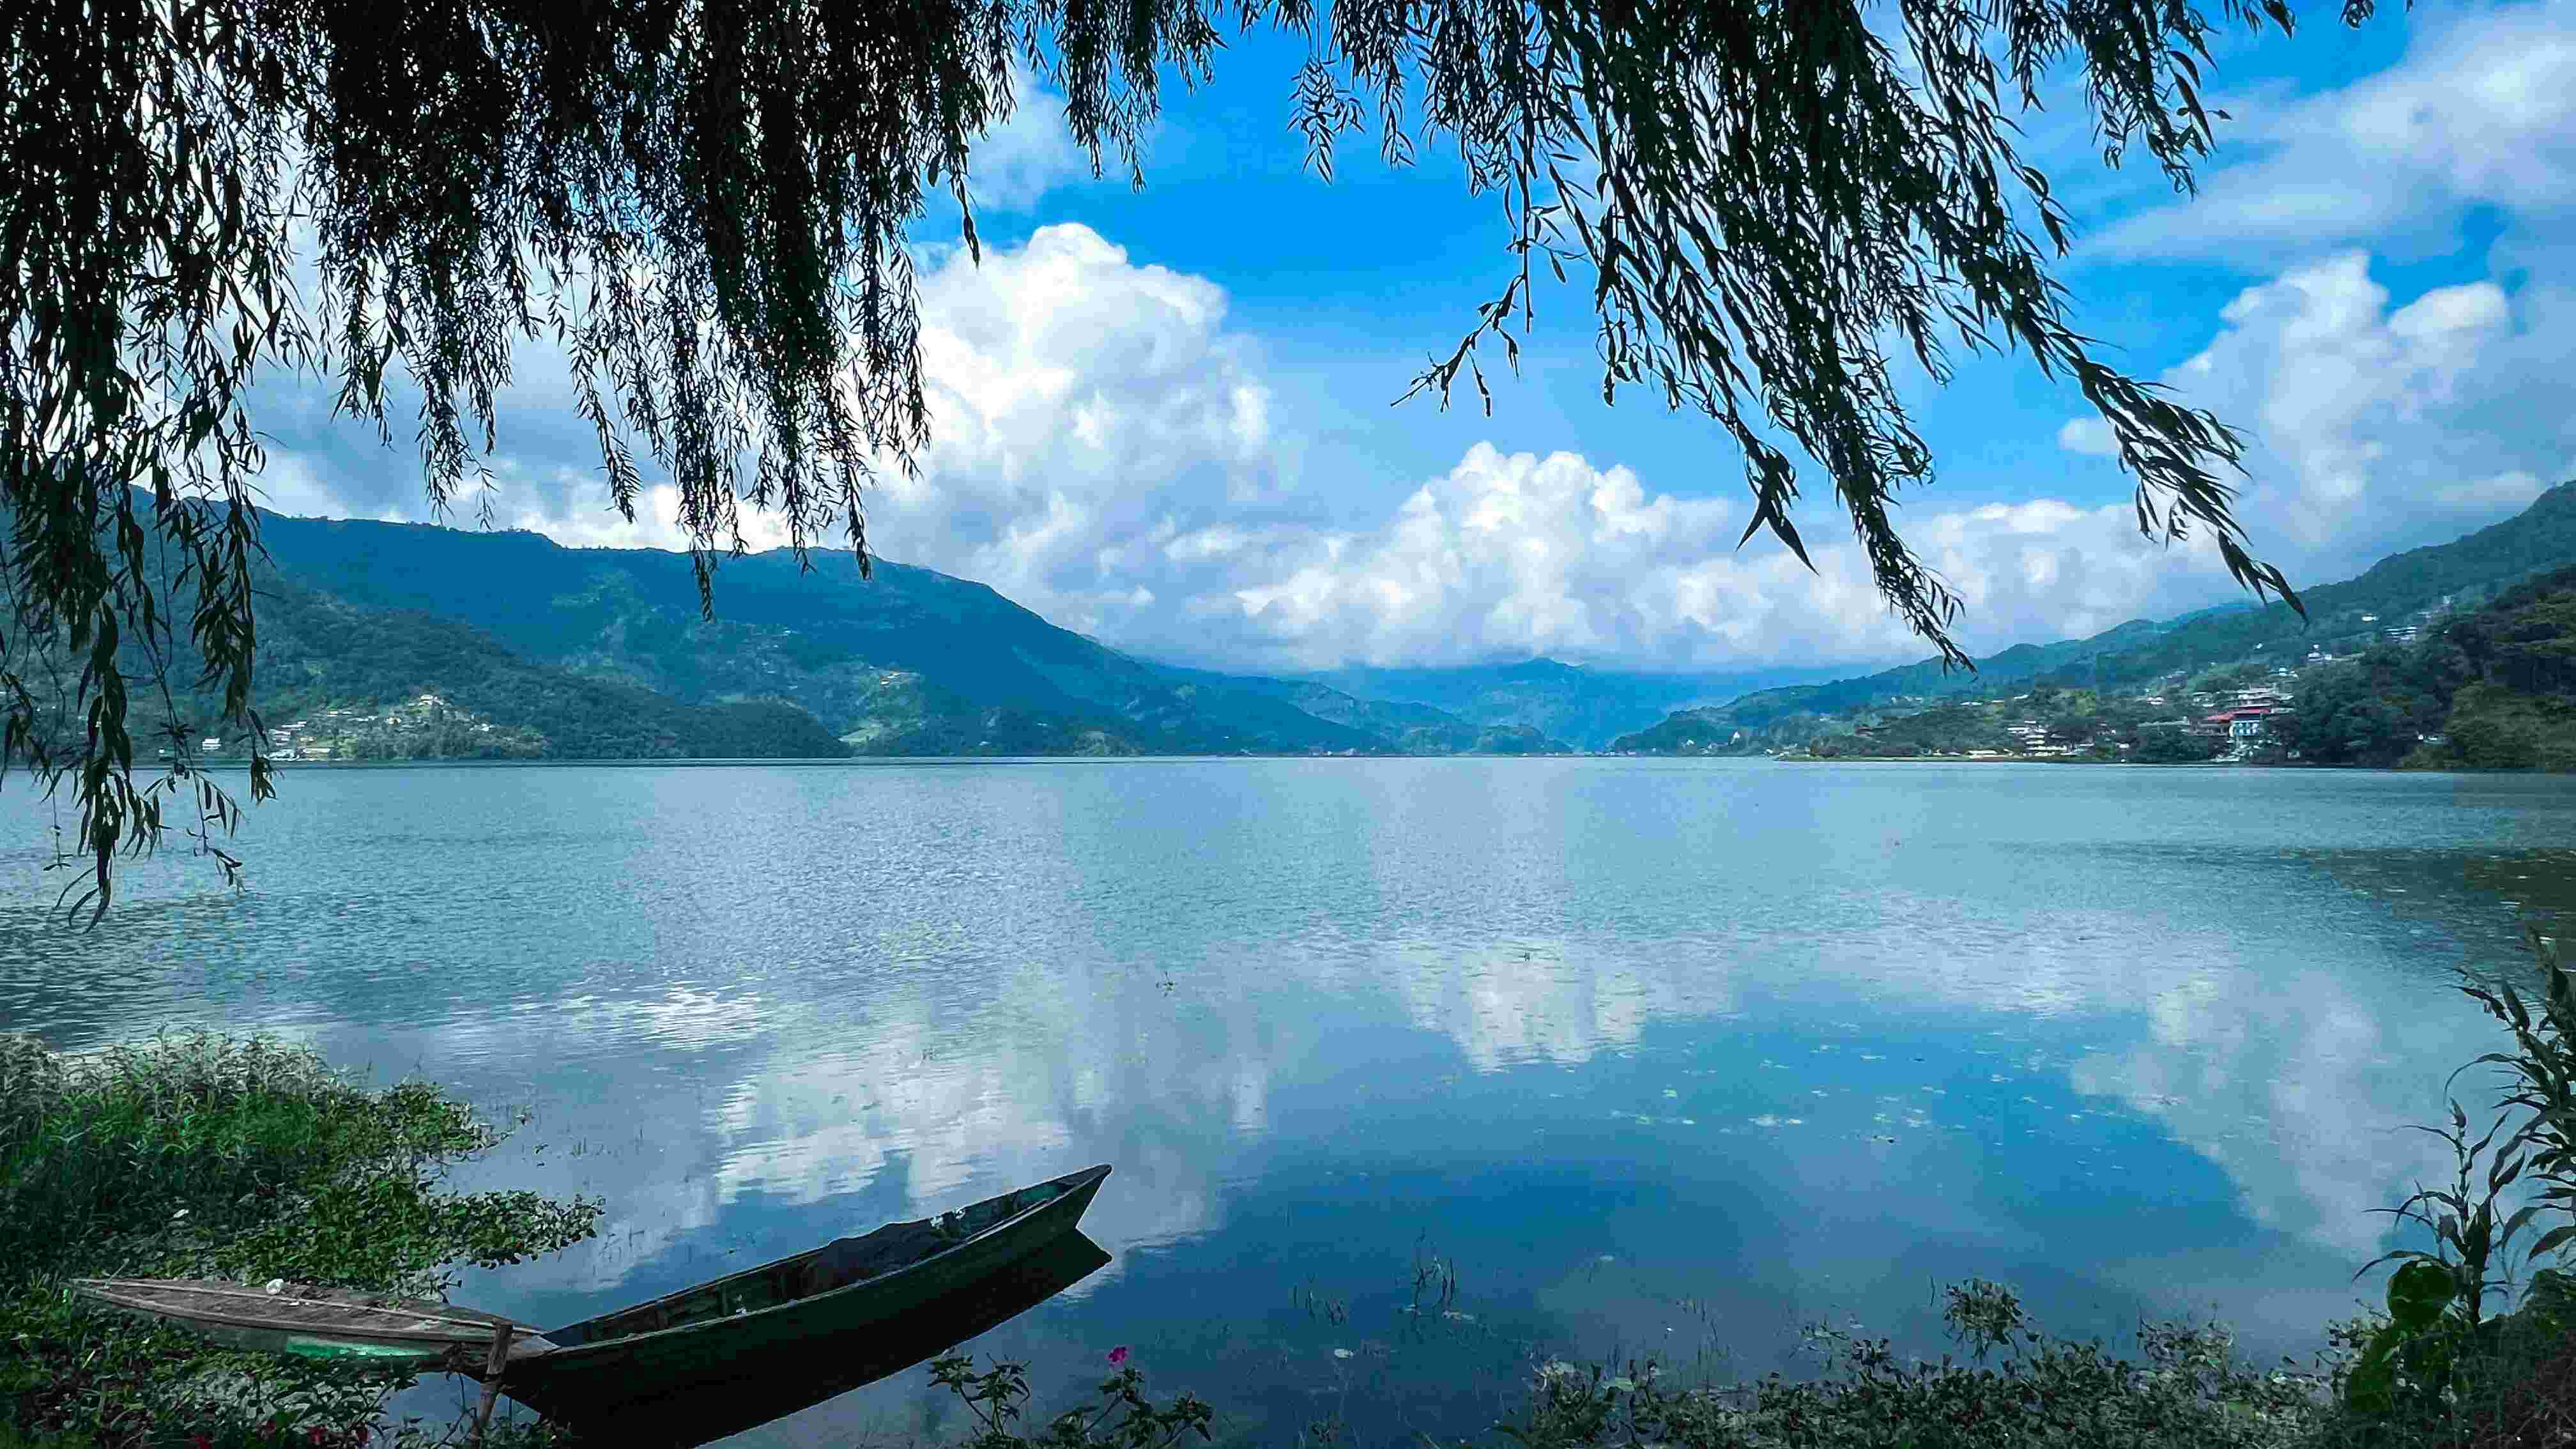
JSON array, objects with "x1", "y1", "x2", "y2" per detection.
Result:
[{"x1": 545, "y1": 1175, "x2": 1082, "y2": 1348}]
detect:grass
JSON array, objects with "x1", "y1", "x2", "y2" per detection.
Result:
[{"x1": 0, "y1": 1031, "x2": 600, "y2": 1448}]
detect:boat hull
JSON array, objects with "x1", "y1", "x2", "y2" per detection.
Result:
[
  {"x1": 560, "y1": 1232, "x2": 1112, "y2": 1445},
  {"x1": 498, "y1": 1164, "x2": 1109, "y2": 1423}
]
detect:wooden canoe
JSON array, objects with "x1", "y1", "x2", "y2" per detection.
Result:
[
  {"x1": 563, "y1": 1231, "x2": 1113, "y2": 1445},
  {"x1": 69, "y1": 1278, "x2": 555, "y2": 1367},
  {"x1": 496, "y1": 1162, "x2": 1112, "y2": 1422}
]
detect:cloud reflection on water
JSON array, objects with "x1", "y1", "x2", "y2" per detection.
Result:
[
  {"x1": 3, "y1": 764, "x2": 2568, "y2": 1363},
  {"x1": 448, "y1": 887, "x2": 2496, "y2": 1324}
]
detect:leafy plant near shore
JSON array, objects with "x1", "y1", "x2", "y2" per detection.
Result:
[
  {"x1": 1492, "y1": 1280, "x2": 2326, "y2": 1449},
  {"x1": 2306, "y1": 927, "x2": 2576, "y2": 1448},
  {"x1": 0, "y1": 1032, "x2": 600, "y2": 1447},
  {"x1": 931, "y1": 1349, "x2": 1214, "y2": 1449}
]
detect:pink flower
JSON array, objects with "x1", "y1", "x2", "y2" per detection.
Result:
[{"x1": 1107, "y1": 1346, "x2": 1130, "y2": 1367}]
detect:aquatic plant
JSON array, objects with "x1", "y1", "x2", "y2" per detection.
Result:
[
  {"x1": 1491, "y1": 1280, "x2": 2326, "y2": 1449},
  {"x1": 0, "y1": 1031, "x2": 599, "y2": 1448},
  {"x1": 930, "y1": 1351, "x2": 1213, "y2": 1449},
  {"x1": 2451, "y1": 928, "x2": 2576, "y2": 1264}
]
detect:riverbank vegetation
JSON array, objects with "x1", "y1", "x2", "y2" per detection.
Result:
[{"x1": 0, "y1": 1032, "x2": 599, "y2": 1446}]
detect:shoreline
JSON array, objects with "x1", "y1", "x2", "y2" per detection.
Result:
[
  {"x1": 1767, "y1": 756, "x2": 2389, "y2": 770},
  {"x1": 165, "y1": 752, "x2": 1607, "y2": 769}
]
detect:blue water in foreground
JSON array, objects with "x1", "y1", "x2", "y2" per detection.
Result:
[{"x1": 7, "y1": 760, "x2": 2575, "y2": 1445}]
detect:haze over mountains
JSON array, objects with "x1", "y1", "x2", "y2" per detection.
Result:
[{"x1": 131, "y1": 481, "x2": 2576, "y2": 763}]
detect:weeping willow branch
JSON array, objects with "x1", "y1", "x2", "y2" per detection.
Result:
[{"x1": 3, "y1": 0, "x2": 2357, "y2": 916}]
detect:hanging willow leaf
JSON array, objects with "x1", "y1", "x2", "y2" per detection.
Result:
[{"x1": 4, "y1": 0, "x2": 2358, "y2": 912}]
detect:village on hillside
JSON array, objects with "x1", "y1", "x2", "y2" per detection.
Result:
[
  {"x1": 1633, "y1": 597, "x2": 2469, "y2": 765},
  {"x1": 167, "y1": 693, "x2": 543, "y2": 762}
]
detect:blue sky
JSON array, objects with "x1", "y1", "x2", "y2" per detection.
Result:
[{"x1": 252, "y1": 0, "x2": 2576, "y2": 675}]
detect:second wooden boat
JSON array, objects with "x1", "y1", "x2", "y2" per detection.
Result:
[
  {"x1": 498, "y1": 1163, "x2": 1111, "y2": 1421},
  {"x1": 68, "y1": 1278, "x2": 552, "y2": 1365}
]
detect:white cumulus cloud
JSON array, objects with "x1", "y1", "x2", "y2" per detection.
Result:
[
  {"x1": 252, "y1": 214, "x2": 2572, "y2": 673},
  {"x1": 2085, "y1": 0, "x2": 2576, "y2": 263},
  {"x1": 2059, "y1": 250, "x2": 2573, "y2": 578},
  {"x1": 1082, "y1": 438, "x2": 2249, "y2": 671},
  {"x1": 845, "y1": 236, "x2": 2277, "y2": 671}
]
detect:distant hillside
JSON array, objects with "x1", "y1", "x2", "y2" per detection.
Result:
[
  {"x1": 1154, "y1": 668, "x2": 1573, "y2": 753},
  {"x1": 2055, "y1": 480, "x2": 2576, "y2": 693},
  {"x1": 1305, "y1": 658, "x2": 1818, "y2": 751},
  {"x1": 2281, "y1": 564, "x2": 2576, "y2": 770},
  {"x1": 187, "y1": 510, "x2": 1562, "y2": 758},
  {"x1": 1617, "y1": 480, "x2": 2576, "y2": 753},
  {"x1": 2432, "y1": 567, "x2": 2576, "y2": 769},
  {"x1": 141, "y1": 575, "x2": 853, "y2": 760}
]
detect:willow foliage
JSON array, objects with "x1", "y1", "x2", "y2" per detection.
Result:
[{"x1": 3, "y1": 0, "x2": 2354, "y2": 913}]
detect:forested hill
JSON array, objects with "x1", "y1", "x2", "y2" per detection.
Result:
[
  {"x1": 2283, "y1": 564, "x2": 2576, "y2": 769},
  {"x1": 167, "y1": 577, "x2": 857, "y2": 760},
  {"x1": 142, "y1": 509, "x2": 1568, "y2": 759},
  {"x1": 1618, "y1": 480, "x2": 2576, "y2": 750}
]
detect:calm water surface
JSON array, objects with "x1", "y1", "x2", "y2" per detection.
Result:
[{"x1": 7, "y1": 760, "x2": 2575, "y2": 1445}]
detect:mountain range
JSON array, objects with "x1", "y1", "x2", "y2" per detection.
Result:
[
  {"x1": 150, "y1": 510, "x2": 1777, "y2": 759},
  {"x1": 119, "y1": 479, "x2": 2576, "y2": 764}
]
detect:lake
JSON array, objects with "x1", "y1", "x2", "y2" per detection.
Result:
[{"x1": 7, "y1": 759, "x2": 2575, "y2": 1445}]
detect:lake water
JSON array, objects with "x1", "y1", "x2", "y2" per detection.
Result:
[{"x1": 8, "y1": 760, "x2": 2575, "y2": 1446}]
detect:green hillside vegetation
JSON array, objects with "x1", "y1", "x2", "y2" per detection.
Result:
[
  {"x1": 1615, "y1": 682, "x2": 2159, "y2": 758},
  {"x1": 1797, "y1": 687, "x2": 2171, "y2": 760},
  {"x1": 1804, "y1": 702, "x2": 2020, "y2": 758},
  {"x1": 139, "y1": 579, "x2": 853, "y2": 760},
  {"x1": 98, "y1": 480, "x2": 2576, "y2": 767},
  {"x1": 2280, "y1": 565, "x2": 2576, "y2": 769},
  {"x1": 2427, "y1": 567, "x2": 2576, "y2": 768},
  {"x1": 1618, "y1": 562, "x2": 2576, "y2": 772},
  {"x1": 237, "y1": 514, "x2": 1395, "y2": 755},
  {"x1": 1619, "y1": 481, "x2": 2576, "y2": 756},
  {"x1": 2018, "y1": 481, "x2": 2576, "y2": 698},
  {"x1": 1159, "y1": 669, "x2": 1577, "y2": 753}
]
